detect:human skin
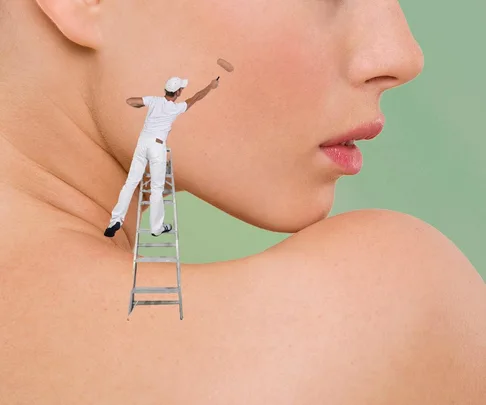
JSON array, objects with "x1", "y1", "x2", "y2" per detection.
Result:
[{"x1": 0, "y1": 1, "x2": 485, "y2": 404}]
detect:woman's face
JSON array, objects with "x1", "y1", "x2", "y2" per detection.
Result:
[{"x1": 93, "y1": 0, "x2": 424, "y2": 232}]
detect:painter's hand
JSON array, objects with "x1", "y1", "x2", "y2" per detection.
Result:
[{"x1": 210, "y1": 79, "x2": 219, "y2": 89}]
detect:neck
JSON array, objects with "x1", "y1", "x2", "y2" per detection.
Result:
[
  {"x1": 0, "y1": 0, "x2": 137, "y2": 249},
  {"x1": 0, "y1": 61, "x2": 134, "y2": 250}
]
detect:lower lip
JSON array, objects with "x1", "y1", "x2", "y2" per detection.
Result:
[{"x1": 320, "y1": 144, "x2": 363, "y2": 175}]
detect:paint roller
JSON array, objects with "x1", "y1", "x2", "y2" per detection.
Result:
[
  {"x1": 217, "y1": 58, "x2": 234, "y2": 72},
  {"x1": 215, "y1": 58, "x2": 234, "y2": 80}
]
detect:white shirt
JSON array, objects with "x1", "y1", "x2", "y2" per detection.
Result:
[{"x1": 140, "y1": 96, "x2": 187, "y2": 141}]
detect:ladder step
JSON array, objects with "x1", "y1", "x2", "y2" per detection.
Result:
[
  {"x1": 138, "y1": 242, "x2": 176, "y2": 247},
  {"x1": 133, "y1": 287, "x2": 179, "y2": 294},
  {"x1": 136, "y1": 257, "x2": 177, "y2": 263},
  {"x1": 134, "y1": 300, "x2": 179, "y2": 306},
  {"x1": 141, "y1": 201, "x2": 173, "y2": 205},
  {"x1": 141, "y1": 189, "x2": 172, "y2": 194},
  {"x1": 138, "y1": 229, "x2": 176, "y2": 234}
]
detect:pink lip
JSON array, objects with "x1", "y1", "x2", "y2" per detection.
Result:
[
  {"x1": 319, "y1": 115, "x2": 385, "y2": 175},
  {"x1": 320, "y1": 115, "x2": 385, "y2": 147}
]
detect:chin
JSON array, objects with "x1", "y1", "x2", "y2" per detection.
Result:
[
  {"x1": 187, "y1": 177, "x2": 336, "y2": 233},
  {"x1": 215, "y1": 195, "x2": 335, "y2": 234}
]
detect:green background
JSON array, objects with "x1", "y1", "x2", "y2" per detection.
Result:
[{"x1": 146, "y1": 1, "x2": 486, "y2": 281}]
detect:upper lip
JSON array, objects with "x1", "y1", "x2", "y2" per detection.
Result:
[{"x1": 320, "y1": 115, "x2": 385, "y2": 147}]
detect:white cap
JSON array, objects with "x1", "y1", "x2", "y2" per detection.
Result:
[{"x1": 165, "y1": 76, "x2": 188, "y2": 92}]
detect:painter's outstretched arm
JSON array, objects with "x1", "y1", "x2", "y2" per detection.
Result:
[
  {"x1": 185, "y1": 79, "x2": 219, "y2": 111},
  {"x1": 126, "y1": 97, "x2": 145, "y2": 108}
]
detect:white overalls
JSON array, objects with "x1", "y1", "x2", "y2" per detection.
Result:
[{"x1": 108, "y1": 96, "x2": 187, "y2": 235}]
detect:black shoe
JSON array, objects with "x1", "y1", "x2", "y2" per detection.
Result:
[
  {"x1": 151, "y1": 224, "x2": 172, "y2": 237},
  {"x1": 104, "y1": 222, "x2": 121, "y2": 237}
]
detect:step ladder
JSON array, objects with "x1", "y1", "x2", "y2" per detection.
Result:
[{"x1": 128, "y1": 148, "x2": 183, "y2": 320}]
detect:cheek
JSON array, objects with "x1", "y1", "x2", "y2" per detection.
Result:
[
  {"x1": 97, "y1": 0, "x2": 335, "y2": 161},
  {"x1": 171, "y1": 4, "x2": 339, "y2": 215},
  {"x1": 213, "y1": 1, "x2": 332, "y2": 127},
  {"x1": 180, "y1": 1, "x2": 337, "y2": 151}
]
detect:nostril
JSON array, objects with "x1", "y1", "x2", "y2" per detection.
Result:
[{"x1": 365, "y1": 75, "x2": 397, "y2": 84}]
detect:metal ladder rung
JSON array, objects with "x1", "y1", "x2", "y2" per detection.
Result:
[
  {"x1": 134, "y1": 300, "x2": 180, "y2": 306},
  {"x1": 138, "y1": 242, "x2": 176, "y2": 247},
  {"x1": 142, "y1": 189, "x2": 172, "y2": 194},
  {"x1": 138, "y1": 229, "x2": 176, "y2": 234},
  {"x1": 141, "y1": 200, "x2": 174, "y2": 205},
  {"x1": 133, "y1": 287, "x2": 179, "y2": 294},
  {"x1": 136, "y1": 257, "x2": 177, "y2": 263}
]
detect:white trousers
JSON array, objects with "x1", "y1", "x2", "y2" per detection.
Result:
[{"x1": 109, "y1": 137, "x2": 167, "y2": 234}]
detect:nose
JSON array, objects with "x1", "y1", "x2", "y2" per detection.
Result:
[{"x1": 345, "y1": 0, "x2": 424, "y2": 92}]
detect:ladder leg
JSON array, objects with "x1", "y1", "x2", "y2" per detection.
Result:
[
  {"x1": 169, "y1": 153, "x2": 184, "y2": 320},
  {"x1": 177, "y1": 263, "x2": 184, "y2": 321},
  {"x1": 128, "y1": 280, "x2": 135, "y2": 315},
  {"x1": 128, "y1": 167, "x2": 146, "y2": 316}
]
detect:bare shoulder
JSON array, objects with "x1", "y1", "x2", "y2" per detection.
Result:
[
  {"x1": 271, "y1": 208, "x2": 482, "y2": 284},
  {"x1": 262, "y1": 208, "x2": 486, "y2": 404},
  {"x1": 2, "y1": 210, "x2": 485, "y2": 404}
]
